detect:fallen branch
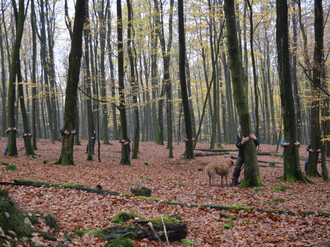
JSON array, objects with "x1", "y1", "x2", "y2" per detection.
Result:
[
  {"x1": 195, "y1": 152, "x2": 229, "y2": 157},
  {"x1": 0, "y1": 179, "x2": 119, "y2": 196},
  {"x1": 230, "y1": 156, "x2": 281, "y2": 164},
  {"x1": 1, "y1": 180, "x2": 328, "y2": 217},
  {"x1": 195, "y1": 148, "x2": 237, "y2": 152},
  {"x1": 219, "y1": 211, "x2": 252, "y2": 224},
  {"x1": 76, "y1": 217, "x2": 187, "y2": 243}
]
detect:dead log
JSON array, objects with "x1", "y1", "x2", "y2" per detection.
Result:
[
  {"x1": 12, "y1": 179, "x2": 119, "y2": 196},
  {"x1": 195, "y1": 148, "x2": 237, "y2": 152},
  {"x1": 256, "y1": 152, "x2": 278, "y2": 155},
  {"x1": 230, "y1": 156, "x2": 281, "y2": 164},
  {"x1": 78, "y1": 218, "x2": 187, "y2": 242},
  {"x1": 105, "y1": 220, "x2": 186, "y2": 242},
  {"x1": 195, "y1": 152, "x2": 229, "y2": 157}
]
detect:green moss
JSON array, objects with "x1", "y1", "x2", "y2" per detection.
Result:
[
  {"x1": 43, "y1": 160, "x2": 48, "y2": 164},
  {"x1": 143, "y1": 162, "x2": 149, "y2": 166},
  {"x1": 36, "y1": 230, "x2": 57, "y2": 241},
  {"x1": 148, "y1": 216, "x2": 180, "y2": 227},
  {"x1": 321, "y1": 212, "x2": 330, "y2": 217},
  {"x1": 136, "y1": 196, "x2": 168, "y2": 202},
  {"x1": 273, "y1": 198, "x2": 285, "y2": 203},
  {"x1": 0, "y1": 190, "x2": 32, "y2": 239},
  {"x1": 305, "y1": 211, "x2": 315, "y2": 215},
  {"x1": 269, "y1": 162, "x2": 276, "y2": 167},
  {"x1": 6, "y1": 165, "x2": 17, "y2": 171},
  {"x1": 222, "y1": 220, "x2": 234, "y2": 229},
  {"x1": 181, "y1": 239, "x2": 198, "y2": 246},
  {"x1": 14, "y1": 179, "x2": 88, "y2": 188},
  {"x1": 223, "y1": 204, "x2": 254, "y2": 211},
  {"x1": 45, "y1": 212, "x2": 60, "y2": 230},
  {"x1": 272, "y1": 185, "x2": 289, "y2": 192},
  {"x1": 177, "y1": 183, "x2": 185, "y2": 187},
  {"x1": 251, "y1": 186, "x2": 267, "y2": 192},
  {"x1": 111, "y1": 211, "x2": 146, "y2": 225},
  {"x1": 26, "y1": 212, "x2": 38, "y2": 225},
  {"x1": 105, "y1": 238, "x2": 134, "y2": 247},
  {"x1": 0, "y1": 161, "x2": 9, "y2": 166}
]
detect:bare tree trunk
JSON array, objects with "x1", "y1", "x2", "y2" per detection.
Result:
[
  {"x1": 0, "y1": 20, "x2": 7, "y2": 137},
  {"x1": 153, "y1": 0, "x2": 174, "y2": 157},
  {"x1": 224, "y1": 0, "x2": 261, "y2": 187},
  {"x1": 246, "y1": 0, "x2": 259, "y2": 138},
  {"x1": 98, "y1": 0, "x2": 110, "y2": 144},
  {"x1": 127, "y1": 0, "x2": 139, "y2": 159},
  {"x1": 117, "y1": 0, "x2": 130, "y2": 165},
  {"x1": 84, "y1": 0, "x2": 95, "y2": 161},
  {"x1": 178, "y1": 0, "x2": 193, "y2": 159},
  {"x1": 7, "y1": 0, "x2": 26, "y2": 156},
  {"x1": 276, "y1": 0, "x2": 306, "y2": 182},
  {"x1": 106, "y1": 8, "x2": 118, "y2": 140},
  {"x1": 55, "y1": 0, "x2": 86, "y2": 165},
  {"x1": 306, "y1": 0, "x2": 327, "y2": 179}
]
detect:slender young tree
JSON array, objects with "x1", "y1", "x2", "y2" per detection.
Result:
[
  {"x1": 0, "y1": 19, "x2": 6, "y2": 137},
  {"x1": 97, "y1": 0, "x2": 110, "y2": 144},
  {"x1": 31, "y1": 0, "x2": 37, "y2": 150},
  {"x1": 84, "y1": 0, "x2": 94, "y2": 161},
  {"x1": 276, "y1": 0, "x2": 306, "y2": 182},
  {"x1": 55, "y1": 0, "x2": 86, "y2": 165},
  {"x1": 153, "y1": 0, "x2": 174, "y2": 157},
  {"x1": 117, "y1": 0, "x2": 130, "y2": 165},
  {"x1": 17, "y1": 59, "x2": 34, "y2": 155},
  {"x1": 127, "y1": 0, "x2": 139, "y2": 159},
  {"x1": 246, "y1": 0, "x2": 259, "y2": 138},
  {"x1": 224, "y1": 0, "x2": 261, "y2": 187},
  {"x1": 178, "y1": 0, "x2": 193, "y2": 159}
]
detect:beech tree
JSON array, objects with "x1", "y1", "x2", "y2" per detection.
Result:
[
  {"x1": 117, "y1": 0, "x2": 130, "y2": 165},
  {"x1": 276, "y1": 0, "x2": 306, "y2": 182},
  {"x1": 178, "y1": 0, "x2": 194, "y2": 159},
  {"x1": 6, "y1": 0, "x2": 26, "y2": 156},
  {"x1": 55, "y1": 0, "x2": 86, "y2": 165},
  {"x1": 224, "y1": 0, "x2": 261, "y2": 187}
]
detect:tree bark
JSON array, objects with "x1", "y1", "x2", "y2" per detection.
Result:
[
  {"x1": 55, "y1": 0, "x2": 86, "y2": 165},
  {"x1": 0, "y1": 20, "x2": 7, "y2": 137},
  {"x1": 98, "y1": 0, "x2": 110, "y2": 145},
  {"x1": 276, "y1": 0, "x2": 306, "y2": 182},
  {"x1": 224, "y1": 0, "x2": 261, "y2": 187},
  {"x1": 7, "y1": 0, "x2": 26, "y2": 156},
  {"x1": 83, "y1": 0, "x2": 95, "y2": 161},
  {"x1": 30, "y1": 0, "x2": 37, "y2": 149},
  {"x1": 178, "y1": 0, "x2": 193, "y2": 159},
  {"x1": 127, "y1": 0, "x2": 139, "y2": 159},
  {"x1": 117, "y1": 0, "x2": 130, "y2": 165},
  {"x1": 307, "y1": 0, "x2": 327, "y2": 179}
]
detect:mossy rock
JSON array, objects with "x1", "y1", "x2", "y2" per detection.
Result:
[
  {"x1": 0, "y1": 189, "x2": 32, "y2": 244},
  {"x1": 45, "y1": 212, "x2": 60, "y2": 230},
  {"x1": 130, "y1": 185, "x2": 152, "y2": 197},
  {"x1": 105, "y1": 238, "x2": 134, "y2": 247}
]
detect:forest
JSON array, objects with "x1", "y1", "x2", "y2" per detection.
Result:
[{"x1": 0, "y1": 0, "x2": 329, "y2": 246}]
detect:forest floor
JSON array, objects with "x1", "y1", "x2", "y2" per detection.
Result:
[{"x1": 0, "y1": 138, "x2": 329, "y2": 246}]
